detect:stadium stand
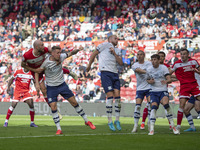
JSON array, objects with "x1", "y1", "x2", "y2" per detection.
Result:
[{"x1": 1, "y1": 0, "x2": 200, "y2": 103}]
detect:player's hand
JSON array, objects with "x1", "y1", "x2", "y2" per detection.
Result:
[
  {"x1": 109, "y1": 47, "x2": 115, "y2": 55},
  {"x1": 147, "y1": 78, "x2": 155, "y2": 84},
  {"x1": 86, "y1": 66, "x2": 91, "y2": 72},
  {"x1": 161, "y1": 80, "x2": 167, "y2": 85}
]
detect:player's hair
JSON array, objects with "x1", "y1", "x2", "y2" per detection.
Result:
[
  {"x1": 180, "y1": 48, "x2": 189, "y2": 54},
  {"x1": 137, "y1": 50, "x2": 145, "y2": 55},
  {"x1": 151, "y1": 54, "x2": 160, "y2": 60},
  {"x1": 158, "y1": 51, "x2": 166, "y2": 57},
  {"x1": 52, "y1": 46, "x2": 61, "y2": 51},
  {"x1": 108, "y1": 35, "x2": 116, "y2": 41}
]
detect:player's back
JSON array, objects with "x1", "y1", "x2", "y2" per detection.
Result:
[
  {"x1": 22, "y1": 47, "x2": 49, "y2": 69},
  {"x1": 13, "y1": 68, "x2": 33, "y2": 93},
  {"x1": 132, "y1": 61, "x2": 151, "y2": 90},
  {"x1": 97, "y1": 42, "x2": 121, "y2": 73},
  {"x1": 172, "y1": 58, "x2": 198, "y2": 84}
]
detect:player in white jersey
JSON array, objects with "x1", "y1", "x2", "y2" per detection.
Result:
[
  {"x1": 86, "y1": 35, "x2": 123, "y2": 131},
  {"x1": 147, "y1": 54, "x2": 179, "y2": 135},
  {"x1": 131, "y1": 51, "x2": 152, "y2": 132},
  {"x1": 183, "y1": 72, "x2": 200, "y2": 132},
  {"x1": 31, "y1": 46, "x2": 96, "y2": 134}
]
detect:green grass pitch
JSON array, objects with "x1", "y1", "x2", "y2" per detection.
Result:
[{"x1": 0, "y1": 115, "x2": 199, "y2": 150}]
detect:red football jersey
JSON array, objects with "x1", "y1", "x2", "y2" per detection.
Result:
[
  {"x1": 13, "y1": 68, "x2": 33, "y2": 93},
  {"x1": 172, "y1": 58, "x2": 199, "y2": 84},
  {"x1": 22, "y1": 47, "x2": 49, "y2": 69}
]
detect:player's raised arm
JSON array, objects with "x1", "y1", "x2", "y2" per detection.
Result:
[
  {"x1": 86, "y1": 50, "x2": 99, "y2": 72},
  {"x1": 63, "y1": 46, "x2": 84, "y2": 58}
]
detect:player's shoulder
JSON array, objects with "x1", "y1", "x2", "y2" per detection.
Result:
[
  {"x1": 173, "y1": 59, "x2": 182, "y2": 64},
  {"x1": 164, "y1": 63, "x2": 170, "y2": 68},
  {"x1": 23, "y1": 48, "x2": 33, "y2": 57}
]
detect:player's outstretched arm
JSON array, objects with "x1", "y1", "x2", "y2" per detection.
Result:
[
  {"x1": 161, "y1": 74, "x2": 172, "y2": 84},
  {"x1": 86, "y1": 50, "x2": 99, "y2": 72},
  {"x1": 7, "y1": 77, "x2": 14, "y2": 94},
  {"x1": 66, "y1": 46, "x2": 84, "y2": 57}
]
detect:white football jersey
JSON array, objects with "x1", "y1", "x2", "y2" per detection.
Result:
[
  {"x1": 146, "y1": 64, "x2": 169, "y2": 92},
  {"x1": 97, "y1": 42, "x2": 121, "y2": 73},
  {"x1": 132, "y1": 61, "x2": 152, "y2": 91}
]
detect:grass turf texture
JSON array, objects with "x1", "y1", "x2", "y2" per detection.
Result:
[{"x1": 0, "y1": 115, "x2": 199, "y2": 150}]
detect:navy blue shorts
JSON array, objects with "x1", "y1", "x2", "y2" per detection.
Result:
[
  {"x1": 188, "y1": 96, "x2": 196, "y2": 104},
  {"x1": 47, "y1": 82, "x2": 74, "y2": 103},
  {"x1": 136, "y1": 89, "x2": 151, "y2": 100},
  {"x1": 101, "y1": 71, "x2": 120, "y2": 93},
  {"x1": 150, "y1": 91, "x2": 169, "y2": 105}
]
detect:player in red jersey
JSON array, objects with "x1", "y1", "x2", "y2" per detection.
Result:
[
  {"x1": 3, "y1": 67, "x2": 38, "y2": 127},
  {"x1": 171, "y1": 48, "x2": 200, "y2": 132}
]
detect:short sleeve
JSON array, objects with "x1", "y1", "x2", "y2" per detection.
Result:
[
  {"x1": 195, "y1": 60, "x2": 200, "y2": 68},
  {"x1": 60, "y1": 53, "x2": 67, "y2": 62},
  {"x1": 22, "y1": 55, "x2": 26, "y2": 62},
  {"x1": 163, "y1": 65, "x2": 170, "y2": 76},
  {"x1": 132, "y1": 63, "x2": 137, "y2": 71},
  {"x1": 40, "y1": 61, "x2": 46, "y2": 69}
]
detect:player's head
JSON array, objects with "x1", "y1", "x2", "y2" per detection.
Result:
[
  {"x1": 33, "y1": 40, "x2": 45, "y2": 53},
  {"x1": 108, "y1": 35, "x2": 118, "y2": 46},
  {"x1": 151, "y1": 54, "x2": 160, "y2": 68},
  {"x1": 180, "y1": 48, "x2": 189, "y2": 62},
  {"x1": 158, "y1": 51, "x2": 165, "y2": 64},
  {"x1": 137, "y1": 50, "x2": 145, "y2": 62},
  {"x1": 51, "y1": 46, "x2": 61, "y2": 61}
]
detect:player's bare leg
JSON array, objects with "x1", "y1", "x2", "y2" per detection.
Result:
[
  {"x1": 4, "y1": 102, "x2": 18, "y2": 127},
  {"x1": 194, "y1": 100, "x2": 200, "y2": 119},
  {"x1": 161, "y1": 96, "x2": 179, "y2": 135},
  {"x1": 113, "y1": 89, "x2": 121, "y2": 131},
  {"x1": 40, "y1": 80, "x2": 63, "y2": 120},
  {"x1": 67, "y1": 96, "x2": 96, "y2": 130},
  {"x1": 50, "y1": 102, "x2": 62, "y2": 135},
  {"x1": 25, "y1": 98, "x2": 38, "y2": 127}
]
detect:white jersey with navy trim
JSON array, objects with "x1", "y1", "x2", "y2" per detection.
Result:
[
  {"x1": 132, "y1": 61, "x2": 152, "y2": 91},
  {"x1": 97, "y1": 42, "x2": 121, "y2": 73},
  {"x1": 146, "y1": 64, "x2": 169, "y2": 92},
  {"x1": 40, "y1": 53, "x2": 67, "y2": 86}
]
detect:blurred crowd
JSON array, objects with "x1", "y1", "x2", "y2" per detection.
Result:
[{"x1": 1, "y1": 0, "x2": 200, "y2": 102}]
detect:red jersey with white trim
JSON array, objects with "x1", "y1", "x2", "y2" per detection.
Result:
[
  {"x1": 22, "y1": 47, "x2": 49, "y2": 69},
  {"x1": 172, "y1": 58, "x2": 199, "y2": 84},
  {"x1": 12, "y1": 68, "x2": 33, "y2": 93}
]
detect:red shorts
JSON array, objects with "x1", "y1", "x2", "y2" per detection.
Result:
[
  {"x1": 31, "y1": 71, "x2": 44, "y2": 83},
  {"x1": 12, "y1": 91, "x2": 32, "y2": 102},
  {"x1": 179, "y1": 82, "x2": 200, "y2": 99}
]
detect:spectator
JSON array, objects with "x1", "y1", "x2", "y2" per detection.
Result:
[{"x1": 193, "y1": 44, "x2": 200, "y2": 56}]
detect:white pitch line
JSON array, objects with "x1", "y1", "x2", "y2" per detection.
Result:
[
  {"x1": 0, "y1": 131, "x2": 199, "y2": 139},
  {"x1": 0, "y1": 133, "x2": 133, "y2": 139}
]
